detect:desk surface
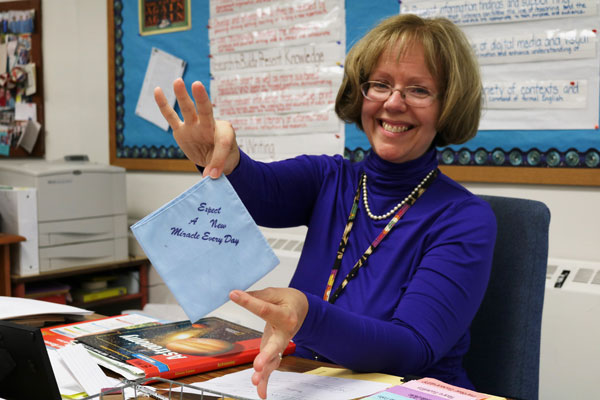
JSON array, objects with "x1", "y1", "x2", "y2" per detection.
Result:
[
  {"x1": 147, "y1": 356, "x2": 350, "y2": 399},
  {"x1": 148, "y1": 356, "x2": 512, "y2": 400},
  {"x1": 156, "y1": 356, "x2": 335, "y2": 387}
]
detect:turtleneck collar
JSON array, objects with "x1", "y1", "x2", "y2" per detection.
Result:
[{"x1": 361, "y1": 148, "x2": 439, "y2": 192}]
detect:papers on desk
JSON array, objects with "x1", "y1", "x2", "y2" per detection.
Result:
[
  {"x1": 363, "y1": 377, "x2": 506, "y2": 400},
  {"x1": 187, "y1": 367, "x2": 392, "y2": 400},
  {"x1": 0, "y1": 296, "x2": 92, "y2": 320},
  {"x1": 56, "y1": 343, "x2": 118, "y2": 396},
  {"x1": 131, "y1": 175, "x2": 279, "y2": 323}
]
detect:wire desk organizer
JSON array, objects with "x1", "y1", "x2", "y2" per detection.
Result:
[{"x1": 82, "y1": 377, "x2": 256, "y2": 400}]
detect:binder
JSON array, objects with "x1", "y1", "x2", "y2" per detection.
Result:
[{"x1": 0, "y1": 186, "x2": 39, "y2": 276}]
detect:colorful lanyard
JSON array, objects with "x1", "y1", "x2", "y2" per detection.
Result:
[{"x1": 323, "y1": 169, "x2": 439, "y2": 304}]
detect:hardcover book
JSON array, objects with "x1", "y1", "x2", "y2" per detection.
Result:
[
  {"x1": 75, "y1": 317, "x2": 295, "y2": 380},
  {"x1": 42, "y1": 314, "x2": 162, "y2": 350}
]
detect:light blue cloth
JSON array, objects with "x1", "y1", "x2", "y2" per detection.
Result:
[{"x1": 131, "y1": 175, "x2": 279, "y2": 323}]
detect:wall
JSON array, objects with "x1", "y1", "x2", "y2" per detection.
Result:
[{"x1": 41, "y1": 0, "x2": 598, "y2": 264}]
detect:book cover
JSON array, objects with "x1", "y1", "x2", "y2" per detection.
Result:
[
  {"x1": 75, "y1": 316, "x2": 295, "y2": 380},
  {"x1": 42, "y1": 314, "x2": 162, "y2": 350}
]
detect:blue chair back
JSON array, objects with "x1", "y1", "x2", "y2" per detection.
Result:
[{"x1": 464, "y1": 195, "x2": 550, "y2": 400}]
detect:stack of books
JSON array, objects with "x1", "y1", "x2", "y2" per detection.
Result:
[
  {"x1": 71, "y1": 275, "x2": 127, "y2": 303},
  {"x1": 71, "y1": 316, "x2": 295, "y2": 380},
  {"x1": 24, "y1": 281, "x2": 71, "y2": 305}
]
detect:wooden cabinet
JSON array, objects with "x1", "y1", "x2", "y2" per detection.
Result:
[
  {"x1": 0, "y1": 233, "x2": 26, "y2": 296},
  {"x1": 2, "y1": 254, "x2": 149, "y2": 316}
]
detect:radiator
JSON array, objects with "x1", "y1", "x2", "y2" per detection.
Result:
[{"x1": 540, "y1": 257, "x2": 600, "y2": 399}]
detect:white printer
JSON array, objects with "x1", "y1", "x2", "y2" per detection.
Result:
[{"x1": 0, "y1": 158, "x2": 127, "y2": 273}]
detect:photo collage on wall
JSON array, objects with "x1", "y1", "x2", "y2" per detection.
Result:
[{"x1": 0, "y1": 8, "x2": 39, "y2": 156}]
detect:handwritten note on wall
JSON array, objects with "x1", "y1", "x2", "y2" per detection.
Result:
[{"x1": 209, "y1": 0, "x2": 345, "y2": 161}]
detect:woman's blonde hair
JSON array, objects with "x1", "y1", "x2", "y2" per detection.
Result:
[{"x1": 335, "y1": 14, "x2": 482, "y2": 146}]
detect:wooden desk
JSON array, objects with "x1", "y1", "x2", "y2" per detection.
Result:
[
  {"x1": 149, "y1": 356, "x2": 339, "y2": 399},
  {"x1": 160, "y1": 356, "x2": 335, "y2": 386},
  {"x1": 149, "y1": 357, "x2": 512, "y2": 400}
]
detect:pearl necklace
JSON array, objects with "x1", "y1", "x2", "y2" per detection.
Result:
[{"x1": 361, "y1": 169, "x2": 437, "y2": 221}]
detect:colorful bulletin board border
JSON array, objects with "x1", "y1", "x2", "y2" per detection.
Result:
[
  {"x1": 108, "y1": 0, "x2": 600, "y2": 184},
  {"x1": 109, "y1": 0, "x2": 203, "y2": 171}
]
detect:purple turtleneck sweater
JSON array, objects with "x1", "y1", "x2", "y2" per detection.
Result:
[{"x1": 227, "y1": 148, "x2": 496, "y2": 388}]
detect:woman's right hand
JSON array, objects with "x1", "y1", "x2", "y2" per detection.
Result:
[{"x1": 154, "y1": 78, "x2": 240, "y2": 178}]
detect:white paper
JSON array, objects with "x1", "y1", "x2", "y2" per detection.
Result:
[
  {"x1": 6, "y1": 39, "x2": 17, "y2": 70},
  {"x1": 0, "y1": 296, "x2": 92, "y2": 319},
  {"x1": 188, "y1": 368, "x2": 391, "y2": 400},
  {"x1": 437, "y1": 10, "x2": 600, "y2": 130},
  {"x1": 209, "y1": 0, "x2": 345, "y2": 160},
  {"x1": 57, "y1": 343, "x2": 118, "y2": 396},
  {"x1": 47, "y1": 348, "x2": 85, "y2": 396},
  {"x1": 87, "y1": 351, "x2": 145, "y2": 381},
  {"x1": 135, "y1": 47, "x2": 186, "y2": 130},
  {"x1": 14, "y1": 102, "x2": 36, "y2": 121},
  {"x1": 0, "y1": 42, "x2": 7, "y2": 75},
  {"x1": 483, "y1": 79, "x2": 587, "y2": 109},
  {"x1": 17, "y1": 118, "x2": 41, "y2": 153},
  {"x1": 208, "y1": 0, "x2": 343, "y2": 40},
  {"x1": 211, "y1": 42, "x2": 344, "y2": 75},
  {"x1": 472, "y1": 29, "x2": 597, "y2": 65},
  {"x1": 23, "y1": 62, "x2": 36, "y2": 95},
  {"x1": 401, "y1": 0, "x2": 598, "y2": 25},
  {"x1": 478, "y1": 59, "x2": 598, "y2": 130},
  {"x1": 237, "y1": 132, "x2": 344, "y2": 162}
]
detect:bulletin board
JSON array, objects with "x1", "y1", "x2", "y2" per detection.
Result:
[
  {"x1": 0, "y1": 0, "x2": 44, "y2": 158},
  {"x1": 108, "y1": 0, "x2": 600, "y2": 185}
]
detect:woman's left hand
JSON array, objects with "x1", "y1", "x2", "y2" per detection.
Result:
[{"x1": 229, "y1": 287, "x2": 308, "y2": 399}]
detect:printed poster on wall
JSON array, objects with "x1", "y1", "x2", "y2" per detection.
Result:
[{"x1": 401, "y1": 0, "x2": 600, "y2": 131}]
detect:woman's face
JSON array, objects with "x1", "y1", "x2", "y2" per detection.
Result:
[{"x1": 361, "y1": 42, "x2": 440, "y2": 164}]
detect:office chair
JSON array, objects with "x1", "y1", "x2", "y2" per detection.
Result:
[{"x1": 464, "y1": 195, "x2": 550, "y2": 400}]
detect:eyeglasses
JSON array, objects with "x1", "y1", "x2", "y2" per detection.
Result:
[{"x1": 360, "y1": 81, "x2": 437, "y2": 107}]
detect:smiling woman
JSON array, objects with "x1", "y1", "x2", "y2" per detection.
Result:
[
  {"x1": 335, "y1": 14, "x2": 483, "y2": 148},
  {"x1": 358, "y1": 43, "x2": 440, "y2": 164},
  {"x1": 153, "y1": 13, "x2": 496, "y2": 400}
]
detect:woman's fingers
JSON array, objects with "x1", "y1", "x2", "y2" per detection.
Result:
[
  {"x1": 252, "y1": 343, "x2": 282, "y2": 400},
  {"x1": 153, "y1": 86, "x2": 181, "y2": 129},
  {"x1": 230, "y1": 289, "x2": 285, "y2": 324},
  {"x1": 191, "y1": 80, "x2": 213, "y2": 122},
  {"x1": 205, "y1": 120, "x2": 237, "y2": 178},
  {"x1": 173, "y1": 78, "x2": 199, "y2": 123},
  {"x1": 253, "y1": 363, "x2": 277, "y2": 399},
  {"x1": 229, "y1": 288, "x2": 308, "y2": 400}
]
